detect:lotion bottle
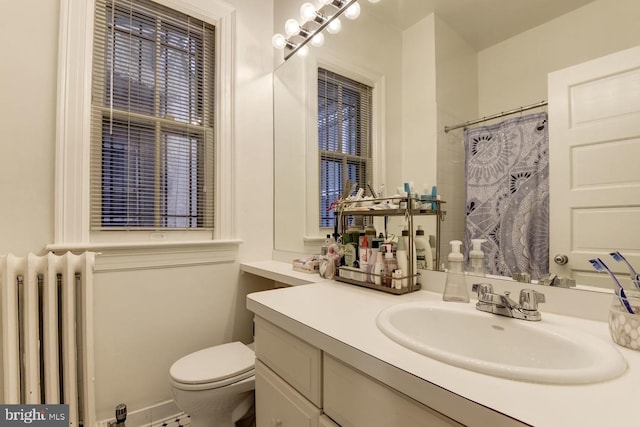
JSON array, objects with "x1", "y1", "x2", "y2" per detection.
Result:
[
  {"x1": 414, "y1": 226, "x2": 433, "y2": 271},
  {"x1": 443, "y1": 240, "x2": 469, "y2": 302},
  {"x1": 468, "y1": 238, "x2": 487, "y2": 277}
]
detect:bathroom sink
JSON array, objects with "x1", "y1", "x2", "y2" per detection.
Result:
[{"x1": 376, "y1": 301, "x2": 627, "y2": 384}]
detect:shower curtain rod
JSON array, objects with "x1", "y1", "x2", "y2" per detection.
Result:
[{"x1": 444, "y1": 100, "x2": 548, "y2": 133}]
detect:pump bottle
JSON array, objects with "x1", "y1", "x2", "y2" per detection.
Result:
[
  {"x1": 443, "y1": 240, "x2": 469, "y2": 302},
  {"x1": 468, "y1": 238, "x2": 487, "y2": 277}
]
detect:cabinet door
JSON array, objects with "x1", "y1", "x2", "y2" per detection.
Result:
[
  {"x1": 254, "y1": 317, "x2": 322, "y2": 406},
  {"x1": 255, "y1": 360, "x2": 321, "y2": 427},
  {"x1": 323, "y1": 355, "x2": 462, "y2": 427}
]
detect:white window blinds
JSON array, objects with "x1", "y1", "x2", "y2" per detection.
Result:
[
  {"x1": 90, "y1": 0, "x2": 215, "y2": 230},
  {"x1": 318, "y1": 68, "x2": 373, "y2": 228}
]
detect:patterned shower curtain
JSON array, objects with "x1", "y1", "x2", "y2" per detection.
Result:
[{"x1": 464, "y1": 112, "x2": 549, "y2": 279}]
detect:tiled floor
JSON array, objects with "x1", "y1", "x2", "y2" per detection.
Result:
[{"x1": 156, "y1": 414, "x2": 190, "y2": 427}]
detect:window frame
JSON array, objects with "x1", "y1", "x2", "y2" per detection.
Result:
[{"x1": 54, "y1": 0, "x2": 236, "y2": 253}]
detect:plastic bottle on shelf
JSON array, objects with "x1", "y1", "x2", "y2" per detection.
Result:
[
  {"x1": 383, "y1": 243, "x2": 397, "y2": 287},
  {"x1": 468, "y1": 238, "x2": 487, "y2": 277},
  {"x1": 321, "y1": 234, "x2": 335, "y2": 256},
  {"x1": 392, "y1": 270, "x2": 403, "y2": 290},
  {"x1": 367, "y1": 239, "x2": 381, "y2": 283},
  {"x1": 358, "y1": 232, "x2": 369, "y2": 266},
  {"x1": 396, "y1": 233, "x2": 409, "y2": 288},
  {"x1": 431, "y1": 186, "x2": 438, "y2": 210},
  {"x1": 342, "y1": 233, "x2": 357, "y2": 267},
  {"x1": 373, "y1": 246, "x2": 385, "y2": 286},
  {"x1": 364, "y1": 224, "x2": 377, "y2": 238},
  {"x1": 443, "y1": 240, "x2": 469, "y2": 302},
  {"x1": 414, "y1": 226, "x2": 433, "y2": 272}
]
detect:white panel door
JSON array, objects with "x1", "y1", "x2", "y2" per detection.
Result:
[{"x1": 548, "y1": 45, "x2": 640, "y2": 289}]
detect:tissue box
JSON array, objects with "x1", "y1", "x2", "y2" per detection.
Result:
[{"x1": 292, "y1": 257, "x2": 320, "y2": 274}]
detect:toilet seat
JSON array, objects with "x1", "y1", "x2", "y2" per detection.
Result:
[{"x1": 170, "y1": 342, "x2": 255, "y2": 391}]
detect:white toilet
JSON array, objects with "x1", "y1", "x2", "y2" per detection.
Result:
[{"x1": 169, "y1": 342, "x2": 256, "y2": 427}]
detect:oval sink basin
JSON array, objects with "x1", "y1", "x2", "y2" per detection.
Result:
[{"x1": 376, "y1": 301, "x2": 627, "y2": 384}]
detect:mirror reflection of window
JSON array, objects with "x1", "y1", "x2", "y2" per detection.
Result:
[{"x1": 317, "y1": 68, "x2": 373, "y2": 228}]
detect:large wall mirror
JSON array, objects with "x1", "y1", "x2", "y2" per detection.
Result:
[{"x1": 273, "y1": 0, "x2": 640, "y2": 292}]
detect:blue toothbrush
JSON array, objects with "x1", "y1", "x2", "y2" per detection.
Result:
[
  {"x1": 610, "y1": 251, "x2": 640, "y2": 289},
  {"x1": 590, "y1": 258, "x2": 635, "y2": 314}
]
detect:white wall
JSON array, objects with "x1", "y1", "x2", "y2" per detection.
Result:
[
  {"x1": 0, "y1": 0, "x2": 274, "y2": 421},
  {"x1": 402, "y1": 15, "x2": 437, "y2": 191},
  {"x1": 433, "y1": 15, "x2": 478, "y2": 262},
  {"x1": 0, "y1": 0, "x2": 58, "y2": 255},
  {"x1": 478, "y1": 0, "x2": 640, "y2": 115}
]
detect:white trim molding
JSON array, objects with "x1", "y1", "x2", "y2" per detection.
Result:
[
  {"x1": 55, "y1": 0, "x2": 94, "y2": 244},
  {"x1": 47, "y1": 240, "x2": 241, "y2": 272}
]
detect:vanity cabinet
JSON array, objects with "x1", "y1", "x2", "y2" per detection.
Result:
[
  {"x1": 255, "y1": 360, "x2": 321, "y2": 427},
  {"x1": 254, "y1": 316, "x2": 461, "y2": 427},
  {"x1": 254, "y1": 317, "x2": 322, "y2": 427},
  {"x1": 318, "y1": 415, "x2": 339, "y2": 427},
  {"x1": 323, "y1": 354, "x2": 462, "y2": 427}
]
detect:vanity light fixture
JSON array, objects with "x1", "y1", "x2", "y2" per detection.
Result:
[{"x1": 273, "y1": 0, "x2": 379, "y2": 60}]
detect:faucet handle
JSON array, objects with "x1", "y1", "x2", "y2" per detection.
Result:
[
  {"x1": 472, "y1": 283, "x2": 493, "y2": 298},
  {"x1": 519, "y1": 288, "x2": 546, "y2": 311}
]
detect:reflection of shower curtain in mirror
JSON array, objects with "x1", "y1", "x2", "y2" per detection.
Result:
[{"x1": 464, "y1": 112, "x2": 549, "y2": 279}]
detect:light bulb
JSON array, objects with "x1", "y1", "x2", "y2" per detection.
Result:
[
  {"x1": 368, "y1": 0, "x2": 381, "y2": 3},
  {"x1": 271, "y1": 34, "x2": 287, "y2": 49},
  {"x1": 310, "y1": 32, "x2": 324, "y2": 47},
  {"x1": 344, "y1": 2, "x2": 361, "y2": 20},
  {"x1": 318, "y1": 0, "x2": 332, "y2": 5},
  {"x1": 284, "y1": 18, "x2": 300, "y2": 36},
  {"x1": 297, "y1": 45, "x2": 310, "y2": 57},
  {"x1": 300, "y1": 3, "x2": 317, "y2": 21},
  {"x1": 326, "y1": 17, "x2": 342, "y2": 34}
]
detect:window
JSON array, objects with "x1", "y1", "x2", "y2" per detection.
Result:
[
  {"x1": 90, "y1": 0, "x2": 215, "y2": 230},
  {"x1": 317, "y1": 68, "x2": 373, "y2": 227}
]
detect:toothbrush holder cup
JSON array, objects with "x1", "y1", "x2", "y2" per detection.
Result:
[{"x1": 609, "y1": 290, "x2": 640, "y2": 351}]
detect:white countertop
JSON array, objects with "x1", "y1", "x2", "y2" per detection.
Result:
[
  {"x1": 241, "y1": 259, "x2": 328, "y2": 286},
  {"x1": 247, "y1": 280, "x2": 640, "y2": 427}
]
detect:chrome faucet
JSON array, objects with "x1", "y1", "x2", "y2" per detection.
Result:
[{"x1": 471, "y1": 283, "x2": 546, "y2": 321}]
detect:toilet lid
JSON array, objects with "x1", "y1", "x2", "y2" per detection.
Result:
[{"x1": 170, "y1": 342, "x2": 255, "y2": 385}]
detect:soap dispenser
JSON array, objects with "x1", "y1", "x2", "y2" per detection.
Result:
[
  {"x1": 443, "y1": 240, "x2": 469, "y2": 302},
  {"x1": 468, "y1": 238, "x2": 487, "y2": 277}
]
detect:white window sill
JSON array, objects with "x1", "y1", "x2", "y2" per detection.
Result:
[{"x1": 46, "y1": 240, "x2": 242, "y2": 272}]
